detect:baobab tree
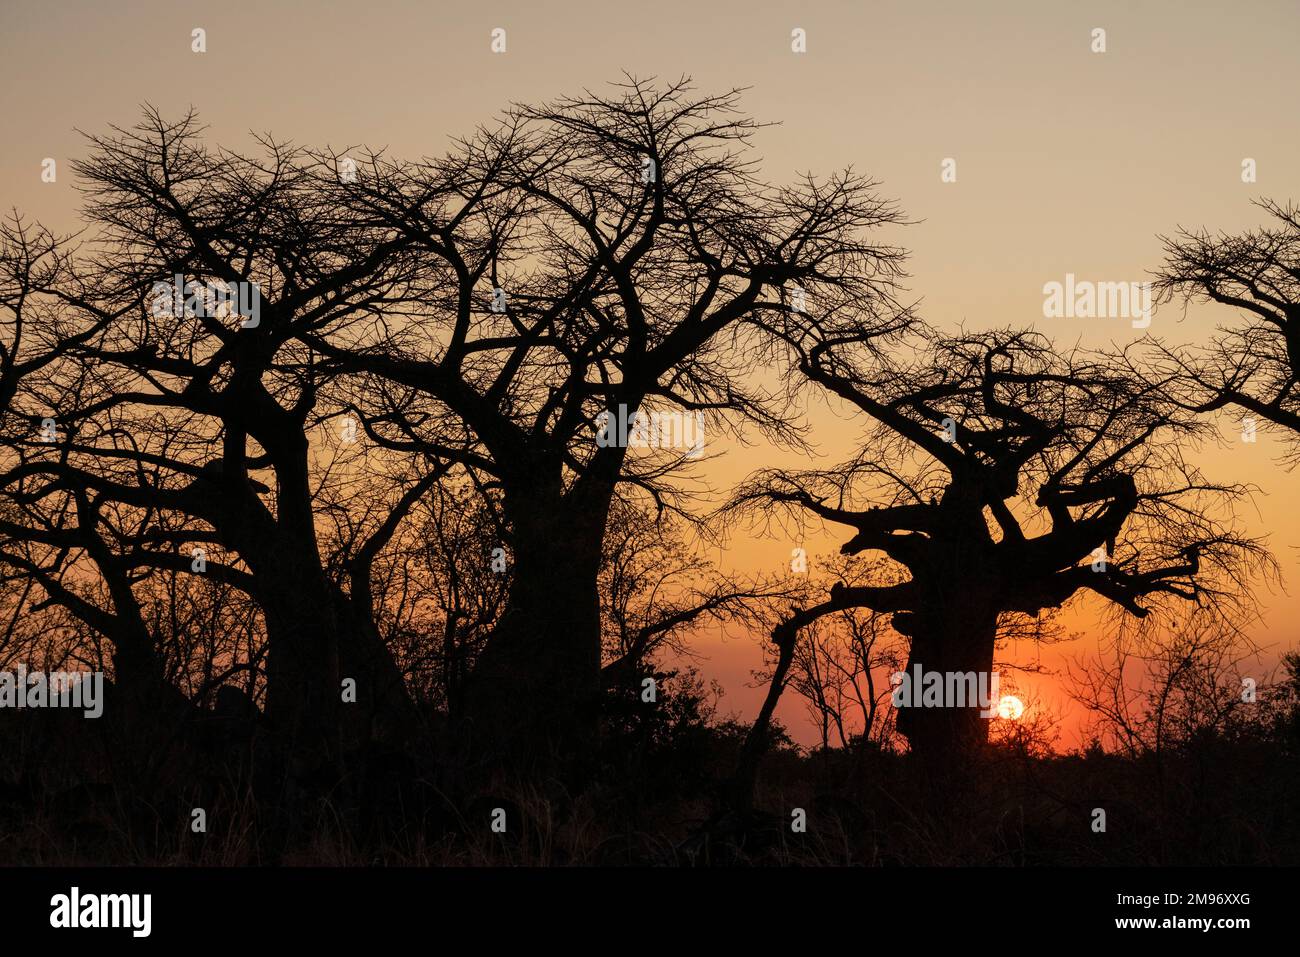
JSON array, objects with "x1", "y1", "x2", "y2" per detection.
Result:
[
  {"x1": 0, "y1": 110, "x2": 437, "y2": 792},
  {"x1": 309, "y1": 76, "x2": 915, "y2": 768},
  {"x1": 1152, "y1": 198, "x2": 1300, "y2": 464},
  {"x1": 0, "y1": 214, "x2": 196, "y2": 733},
  {"x1": 0, "y1": 79, "x2": 914, "y2": 793},
  {"x1": 730, "y1": 328, "x2": 1268, "y2": 764}
]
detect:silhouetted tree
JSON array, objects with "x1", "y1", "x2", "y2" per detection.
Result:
[
  {"x1": 306, "y1": 77, "x2": 914, "y2": 769},
  {"x1": 0, "y1": 110, "x2": 430, "y2": 795},
  {"x1": 1068, "y1": 612, "x2": 1266, "y2": 760},
  {"x1": 1, "y1": 80, "x2": 896, "y2": 795},
  {"x1": 1152, "y1": 198, "x2": 1300, "y2": 464},
  {"x1": 730, "y1": 328, "x2": 1269, "y2": 764},
  {"x1": 780, "y1": 557, "x2": 904, "y2": 751}
]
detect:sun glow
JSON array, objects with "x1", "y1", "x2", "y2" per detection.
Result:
[{"x1": 997, "y1": 695, "x2": 1025, "y2": 721}]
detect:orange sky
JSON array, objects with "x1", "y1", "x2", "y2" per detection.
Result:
[{"x1": 2, "y1": 0, "x2": 1298, "y2": 747}]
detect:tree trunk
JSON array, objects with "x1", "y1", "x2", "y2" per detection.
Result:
[
  {"x1": 727, "y1": 621, "x2": 799, "y2": 817},
  {"x1": 462, "y1": 496, "x2": 605, "y2": 776},
  {"x1": 336, "y1": 590, "x2": 420, "y2": 750},
  {"x1": 260, "y1": 569, "x2": 342, "y2": 789},
  {"x1": 892, "y1": 595, "x2": 999, "y2": 762}
]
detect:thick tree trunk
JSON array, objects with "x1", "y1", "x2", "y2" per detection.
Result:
[
  {"x1": 95, "y1": 561, "x2": 194, "y2": 763},
  {"x1": 260, "y1": 570, "x2": 342, "y2": 788},
  {"x1": 107, "y1": 623, "x2": 180, "y2": 767},
  {"x1": 462, "y1": 497, "x2": 606, "y2": 776},
  {"x1": 241, "y1": 470, "x2": 344, "y2": 793},
  {"x1": 230, "y1": 422, "x2": 415, "y2": 795},
  {"x1": 336, "y1": 591, "x2": 420, "y2": 749},
  {"x1": 892, "y1": 596, "x2": 999, "y2": 762}
]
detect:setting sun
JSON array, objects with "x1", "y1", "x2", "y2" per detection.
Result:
[{"x1": 997, "y1": 696, "x2": 1026, "y2": 721}]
